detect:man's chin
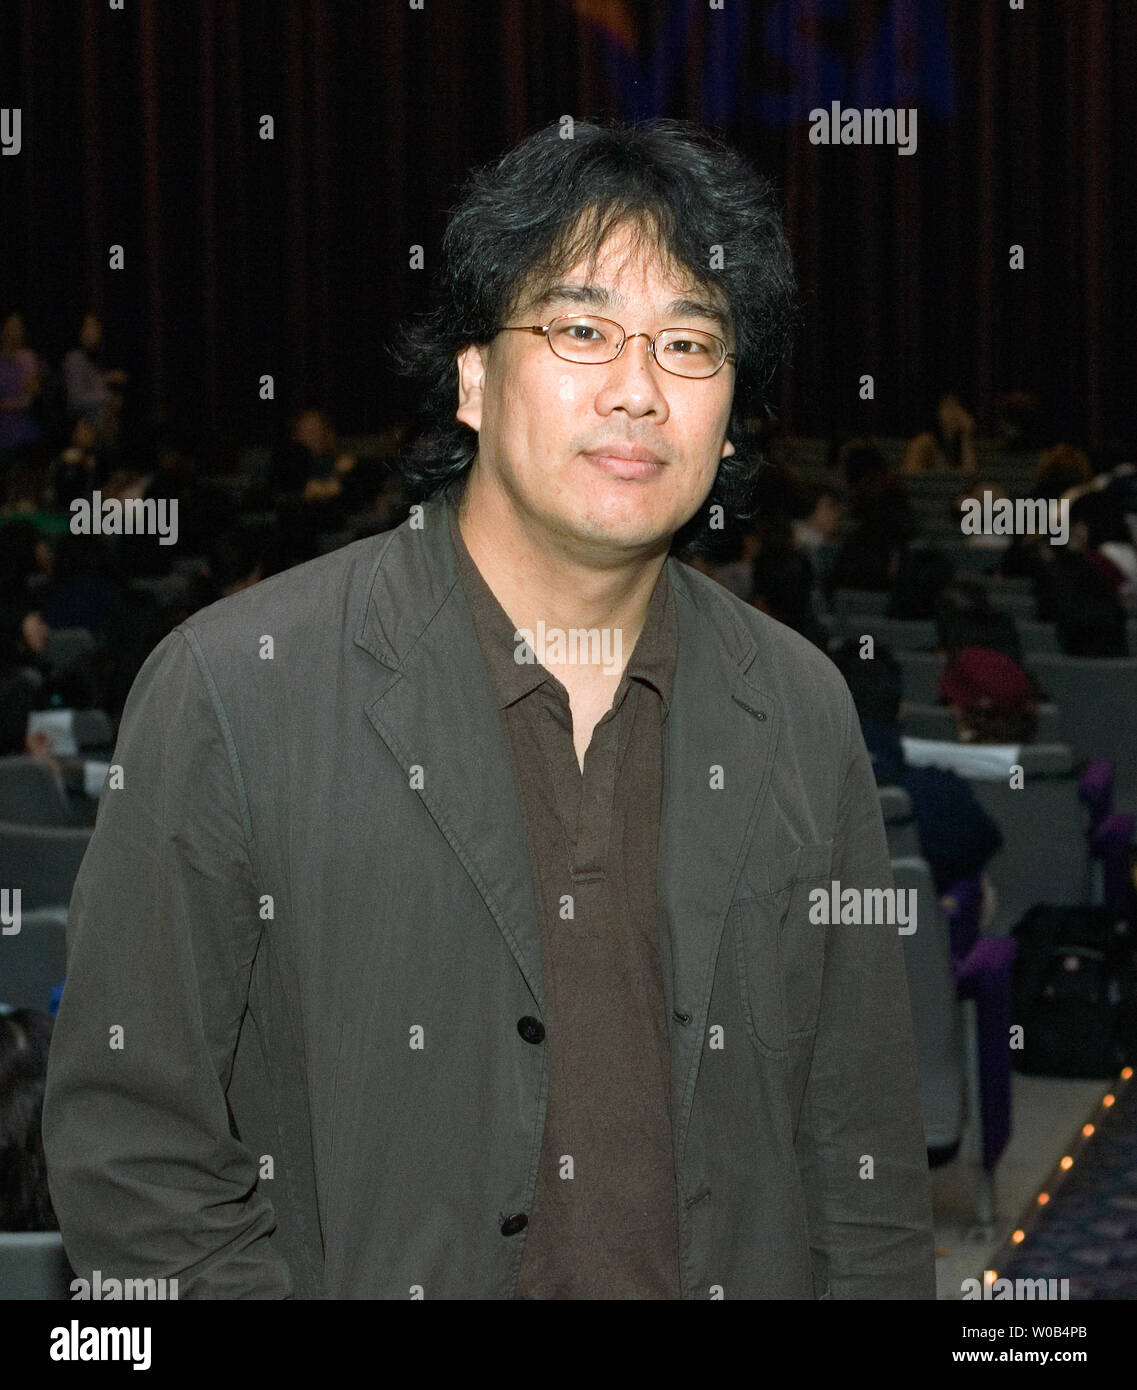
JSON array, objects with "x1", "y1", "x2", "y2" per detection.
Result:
[{"x1": 554, "y1": 500, "x2": 692, "y2": 557}]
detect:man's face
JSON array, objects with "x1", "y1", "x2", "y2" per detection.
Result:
[{"x1": 455, "y1": 222, "x2": 736, "y2": 557}]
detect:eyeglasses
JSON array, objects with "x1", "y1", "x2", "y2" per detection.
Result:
[{"x1": 498, "y1": 314, "x2": 736, "y2": 379}]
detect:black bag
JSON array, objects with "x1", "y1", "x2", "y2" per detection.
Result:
[{"x1": 1011, "y1": 905, "x2": 1137, "y2": 1078}]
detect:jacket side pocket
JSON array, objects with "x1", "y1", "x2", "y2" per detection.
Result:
[{"x1": 734, "y1": 840, "x2": 833, "y2": 1055}]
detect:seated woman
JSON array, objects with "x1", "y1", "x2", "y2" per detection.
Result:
[
  {"x1": 901, "y1": 392, "x2": 979, "y2": 476},
  {"x1": 902, "y1": 645, "x2": 1038, "y2": 780}
]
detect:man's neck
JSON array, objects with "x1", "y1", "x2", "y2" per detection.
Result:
[{"x1": 453, "y1": 484, "x2": 668, "y2": 683}]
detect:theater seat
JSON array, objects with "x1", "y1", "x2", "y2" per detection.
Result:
[
  {"x1": 901, "y1": 701, "x2": 1061, "y2": 742},
  {"x1": 963, "y1": 744, "x2": 1090, "y2": 934},
  {"x1": 1030, "y1": 654, "x2": 1137, "y2": 811},
  {"x1": 892, "y1": 855, "x2": 965, "y2": 1157},
  {"x1": 0, "y1": 1232, "x2": 74, "y2": 1300},
  {"x1": 0, "y1": 757, "x2": 77, "y2": 827},
  {"x1": 880, "y1": 785, "x2": 920, "y2": 858},
  {"x1": 0, "y1": 821, "x2": 92, "y2": 912},
  {"x1": 0, "y1": 907, "x2": 67, "y2": 1012},
  {"x1": 897, "y1": 651, "x2": 946, "y2": 705}
]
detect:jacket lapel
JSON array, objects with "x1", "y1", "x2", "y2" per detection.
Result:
[
  {"x1": 661, "y1": 563, "x2": 779, "y2": 1149},
  {"x1": 354, "y1": 499, "x2": 546, "y2": 1008}
]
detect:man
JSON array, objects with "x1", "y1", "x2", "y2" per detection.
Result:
[{"x1": 43, "y1": 119, "x2": 934, "y2": 1299}]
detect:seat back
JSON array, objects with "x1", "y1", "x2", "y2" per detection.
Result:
[
  {"x1": 0, "y1": 907, "x2": 68, "y2": 1011},
  {"x1": 897, "y1": 651, "x2": 946, "y2": 705},
  {"x1": 967, "y1": 744, "x2": 1089, "y2": 933},
  {"x1": 0, "y1": 1232, "x2": 74, "y2": 1300},
  {"x1": 892, "y1": 856, "x2": 965, "y2": 1151},
  {"x1": 901, "y1": 701, "x2": 1061, "y2": 743},
  {"x1": 880, "y1": 785, "x2": 921, "y2": 858},
  {"x1": 0, "y1": 822, "x2": 92, "y2": 912},
  {"x1": 1029, "y1": 655, "x2": 1137, "y2": 811},
  {"x1": 0, "y1": 757, "x2": 76, "y2": 827},
  {"x1": 828, "y1": 588, "x2": 890, "y2": 620},
  {"x1": 845, "y1": 617, "x2": 937, "y2": 651},
  {"x1": 1017, "y1": 621, "x2": 1063, "y2": 654}
]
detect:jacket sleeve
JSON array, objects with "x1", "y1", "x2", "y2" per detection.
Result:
[
  {"x1": 794, "y1": 687, "x2": 937, "y2": 1299},
  {"x1": 41, "y1": 627, "x2": 293, "y2": 1298}
]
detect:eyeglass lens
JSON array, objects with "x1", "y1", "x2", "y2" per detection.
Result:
[{"x1": 546, "y1": 316, "x2": 724, "y2": 377}]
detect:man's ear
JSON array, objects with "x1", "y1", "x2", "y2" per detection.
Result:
[
  {"x1": 455, "y1": 343, "x2": 488, "y2": 433},
  {"x1": 720, "y1": 435, "x2": 735, "y2": 459}
]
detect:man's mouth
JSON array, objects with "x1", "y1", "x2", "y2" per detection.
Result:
[{"x1": 583, "y1": 445, "x2": 666, "y2": 480}]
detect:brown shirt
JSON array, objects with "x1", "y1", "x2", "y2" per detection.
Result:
[{"x1": 447, "y1": 498, "x2": 682, "y2": 1299}]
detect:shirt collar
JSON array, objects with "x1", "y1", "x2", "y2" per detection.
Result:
[{"x1": 446, "y1": 493, "x2": 677, "y2": 717}]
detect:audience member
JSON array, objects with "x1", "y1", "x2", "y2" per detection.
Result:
[
  {"x1": 991, "y1": 390, "x2": 1040, "y2": 452},
  {"x1": 1067, "y1": 488, "x2": 1137, "y2": 602},
  {"x1": 887, "y1": 544, "x2": 956, "y2": 620},
  {"x1": 935, "y1": 580, "x2": 1027, "y2": 665},
  {"x1": 268, "y1": 407, "x2": 358, "y2": 502},
  {"x1": 1028, "y1": 492, "x2": 1131, "y2": 657},
  {"x1": 1034, "y1": 442, "x2": 1095, "y2": 501},
  {"x1": 831, "y1": 639, "x2": 1003, "y2": 893},
  {"x1": 61, "y1": 313, "x2": 128, "y2": 444},
  {"x1": 163, "y1": 524, "x2": 269, "y2": 628},
  {"x1": 901, "y1": 392, "x2": 978, "y2": 476},
  {"x1": 790, "y1": 479, "x2": 843, "y2": 583},
  {"x1": 995, "y1": 442, "x2": 1096, "y2": 581},
  {"x1": 828, "y1": 449, "x2": 914, "y2": 591},
  {"x1": 903, "y1": 646, "x2": 1039, "y2": 780},
  {"x1": 48, "y1": 416, "x2": 105, "y2": 511},
  {"x1": 953, "y1": 479, "x2": 1012, "y2": 551},
  {"x1": 35, "y1": 531, "x2": 126, "y2": 645},
  {"x1": 0, "y1": 313, "x2": 45, "y2": 466},
  {"x1": 0, "y1": 1008, "x2": 57, "y2": 1232}
]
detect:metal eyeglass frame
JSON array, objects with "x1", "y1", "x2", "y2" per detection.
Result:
[{"x1": 498, "y1": 313, "x2": 737, "y2": 379}]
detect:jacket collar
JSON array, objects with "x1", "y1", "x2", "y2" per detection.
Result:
[{"x1": 353, "y1": 494, "x2": 761, "y2": 687}]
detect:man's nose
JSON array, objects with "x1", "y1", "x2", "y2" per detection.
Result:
[{"x1": 599, "y1": 333, "x2": 669, "y2": 411}]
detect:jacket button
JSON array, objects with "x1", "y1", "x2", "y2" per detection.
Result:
[
  {"x1": 517, "y1": 1016, "x2": 545, "y2": 1044},
  {"x1": 673, "y1": 1009, "x2": 692, "y2": 1025},
  {"x1": 501, "y1": 1213, "x2": 528, "y2": 1236}
]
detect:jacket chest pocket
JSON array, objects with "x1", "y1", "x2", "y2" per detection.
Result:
[{"x1": 732, "y1": 840, "x2": 833, "y2": 1056}]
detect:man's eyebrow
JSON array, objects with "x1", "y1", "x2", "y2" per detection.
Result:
[{"x1": 522, "y1": 283, "x2": 731, "y2": 335}]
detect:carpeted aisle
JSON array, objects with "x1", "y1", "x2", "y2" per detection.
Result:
[{"x1": 996, "y1": 1074, "x2": 1137, "y2": 1298}]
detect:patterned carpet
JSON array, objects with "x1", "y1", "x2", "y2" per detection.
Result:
[{"x1": 995, "y1": 1072, "x2": 1137, "y2": 1298}]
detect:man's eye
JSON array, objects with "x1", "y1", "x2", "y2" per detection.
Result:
[
  {"x1": 666, "y1": 338, "x2": 709, "y2": 355},
  {"x1": 567, "y1": 326, "x2": 601, "y2": 341}
]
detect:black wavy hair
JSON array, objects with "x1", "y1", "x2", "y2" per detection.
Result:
[{"x1": 389, "y1": 117, "x2": 800, "y2": 557}]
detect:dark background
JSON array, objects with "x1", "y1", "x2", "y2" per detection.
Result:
[{"x1": 2, "y1": 0, "x2": 1133, "y2": 459}]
